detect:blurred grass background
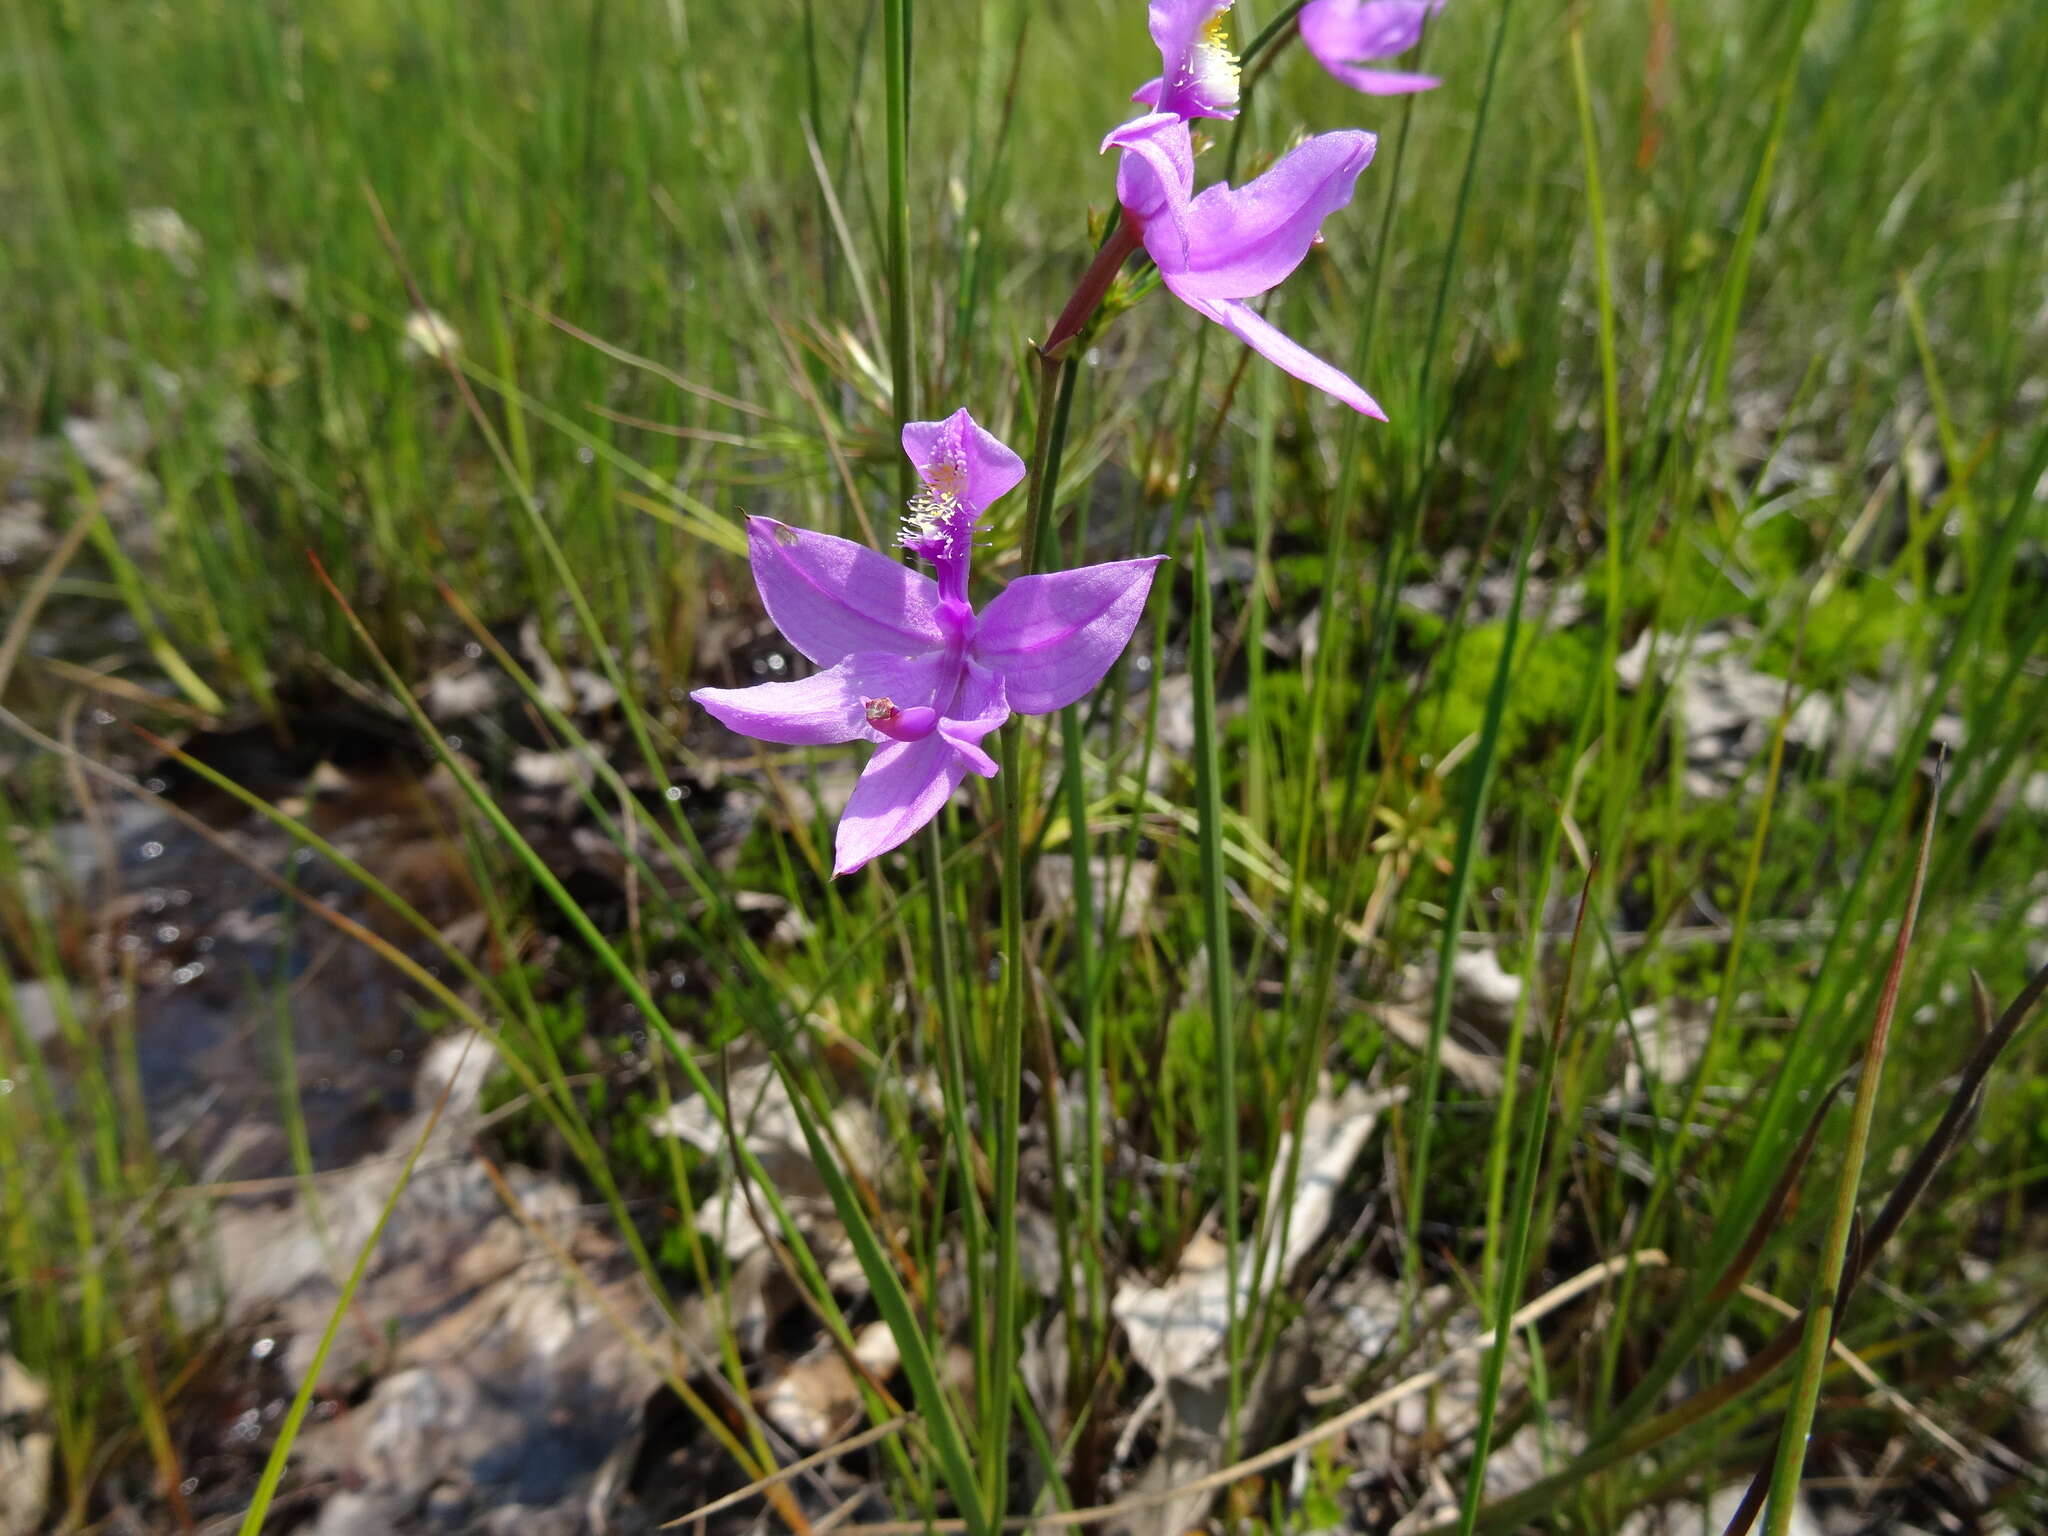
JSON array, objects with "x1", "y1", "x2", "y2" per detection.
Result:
[{"x1": 3, "y1": 0, "x2": 2048, "y2": 1528}]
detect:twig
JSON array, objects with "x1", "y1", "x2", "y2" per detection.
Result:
[{"x1": 835, "y1": 1252, "x2": 1668, "y2": 1535}]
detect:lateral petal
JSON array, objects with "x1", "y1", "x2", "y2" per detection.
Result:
[
  {"x1": 691, "y1": 663, "x2": 867, "y2": 746},
  {"x1": 691, "y1": 652, "x2": 948, "y2": 746},
  {"x1": 1104, "y1": 113, "x2": 1196, "y2": 268},
  {"x1": 1316, "y1": 63, "x2": 1440, "y2": 94},
  {"x1": 1173, "y1": 291, "x2": 1387, "y2": 419},
  {"x1": 1167, "y1": 131, "x2": 1376, "y2": 301},
  {"x1": 1299, "y1": 0, "x2": 1442, "y2": 73},
  {"x1": 746, "y1": 517, "x2": 943, "y2": 668},
  {"x1": 833, "y1": 735, "x2": 967, "y2": 876},
  {"x1": 974, "y1": 558, "x2": 1167, "y2": 715}
]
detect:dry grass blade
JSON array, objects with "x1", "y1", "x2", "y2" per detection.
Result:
[
  {"x1": 1742, "y1": 761, "x2": 1940, "y2": 1536},
  {"x1": 34, "y1": 656, "x2": 218, "y2": 726},
  {"x1": 834, "y1": 1252, "x2": 1669, "y2": 1535},
  {"x1": 1445, "y1": 948, "x2": 2048, "y2": 1535},
  {"x1": 1854, "y1": 955, "x2": 2048, "y2": 1279},
  {"x1": 516, "y1": 295, "x2": 780, "y2": 419},
  {"x1": 1735, "y1": 1283, "x2": 1976, "y2": 1466},
  {"x1": 1706, "y1": 1075, "x2": 1848, "y2": 1306},
  {"x1": 663, "y1": 1417, "x2": 914, "y2": 1530},
  {"x1": 0, "y1": 504, "x2": 101, "y2": 697}
]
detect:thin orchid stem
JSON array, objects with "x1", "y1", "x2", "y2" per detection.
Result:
[
  {"x1": 986, "y1": 341, "x2": 1087, "y2": 1510},
  {"x1": 1239, "y1": 0, "x2": 1311, "y2": 70},
  {"x1": 884, "y1": 0, "x2": 915, "y2": 505},
  {"x1": 1762, "y1": 770, "x2": 1939, "y2": 1533},
  {"x1": 1042, "y1": 219, "x2": 1141, "y2": 361},
  {"x1": 988, "y1": 741, "x2": 1027, "y2": 1523},
  {"x1": 1015, "y1": 348, "x2": 1069, "y2": 579}
]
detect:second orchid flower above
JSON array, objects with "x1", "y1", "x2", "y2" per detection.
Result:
[{"x1": 1069, "y1": 0, "x2": 1391, "y2": 419}]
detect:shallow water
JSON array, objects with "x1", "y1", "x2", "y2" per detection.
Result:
[{"x1": 20, "y1": 717, "x2": 454, "y2": 1181}]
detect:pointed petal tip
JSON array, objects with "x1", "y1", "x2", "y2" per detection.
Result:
[{"x1": 831, "y1": 736, "x2": 963, "y2": 879}]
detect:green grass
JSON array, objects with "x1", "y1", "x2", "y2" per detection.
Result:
[{"x1": 4, "y1": 0, "x2": 2047, "y2": 1529}]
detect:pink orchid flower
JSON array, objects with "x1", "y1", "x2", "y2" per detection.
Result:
[
  {"x1": 1103, "y1": 112, "x2": 1385, "y2": 419},
  {"x1": 691, "y1": 409, "x2": 1164, "y2": 877},
  {"x1": 1299, "y1": 0, "x2": 1444, "y2": 96},
  {"x1": 1132, "y1": 0, "x2": 1243, "y2": 122}
]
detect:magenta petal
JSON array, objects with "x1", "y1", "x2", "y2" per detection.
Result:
[
  {"x1": 937, "y1": 660, "x2": 1009, "y2": 778},
  {"x1": 974, "y1": 557, "x2": 1167, "y2": 714},
  {"x1": 691, "y1": 661, "x2": 866, "y2": 746},
  {"x1": 1105, "y1": 114, "x2": 1196, "y2": 264},
  {"x1": 833, "y1": 735, "x2": 965, "y2": 876},
  {"x1": 1176, "y1": 291, "x2": 1387, "y2": 418},
  {"x1": 1166, "y1": 130, "x2": 1376, "y2": 301},
  {"x1": 1145, "y1": 0, "x2": 1241, "y2": 120},
  {"x1": 1299, "y1": 0, "x2": 1441, "y2": 67},
  {"x1": 1319, "y1": 63, "x2": 1440, "y2": 93},
  {"x1": 747, "y1": 517, "x2": 943, "y2": 667},
  {"x1": 692, "y1": 652, "x2": 947, "y2": 746},
  {"x1": 901, "y1": 408, "x2": 1026, "y2": 515},
  {"x1": 1147, "y1": 0, "x2": 1223, "y2": 62}
]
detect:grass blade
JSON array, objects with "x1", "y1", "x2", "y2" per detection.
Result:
[
  {"x1": 1400, "y1": 515, "x2": 1538, "y2": 1324},
  {"x1": 1189, "y1": 523, "x2": 1243, "y2": 1448},
  {"x1": 1760, "y1": 758, "x2": 1940, "y2": 1530},
  {"x1": 1454, "y1": 856, "x2": 1600, "y2": 1535}
]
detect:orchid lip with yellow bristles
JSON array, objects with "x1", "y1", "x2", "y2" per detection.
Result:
[
  {"x1": 1131, "y1": 0, "x2": 1242, "y2": 121},
  {"x1": 690, "y1": 409, "x2": 1165, "y2": 876}
]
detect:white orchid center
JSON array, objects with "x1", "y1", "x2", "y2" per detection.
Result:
[{"x1": 1190, "y1": 10, "x2": 1240, "y2": 109}]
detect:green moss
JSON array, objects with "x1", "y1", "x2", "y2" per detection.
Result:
[
  {"x1": 1423, "y1": 619, "x2": 1599, "y2": 768},
  {"x1": 1757, "y1": 576, "x2": 1930, "y2": 687}
]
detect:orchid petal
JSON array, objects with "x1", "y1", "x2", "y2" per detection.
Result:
[
  {"x1": 901, "y1": 408, "x2": 1026, "y2": 516},
  {"x1": 974, "y1": 557, "x2": 1167, "y2": 714},
  {"x1": 1145, "y1": 0, "x2": 1241, "y2": 120},
  {"x1": 833, "y1": 735, "x2": 966, "y2": 876},
  {"x1": 1317, "y1": 64, "x2": 1441, "y2": 93},
  {"x1": 937, "y1": 659, "x2": 1009, "y2": 777},
  {"x1": 1173, "y1": 291, "x2": 1387, "y2": 418},
  {"x1": 746, "y1": 517, "x2": 943, "y2": 667},
  {"x1": 1164, "y1": 130, "x2": 1376, "y2": 301},
  {"x1": 691, "y1": 652, "x2": 949, "y2": 746},
  {"x1": 691, "y1": 662, "x2": 867, "y2": 746},
  {"x1": 1146, "y1": 0, "x2": 1221, "y2": 65},
  {"x1": 1299, "y1": 0, "x2": 1441, "y2": 66},
  {"x1": 1104, "y1": 114, "x2": 1196, "y2": 265}
]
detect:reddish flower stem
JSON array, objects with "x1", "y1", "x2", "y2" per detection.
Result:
[{"x1": 1040, "y1": 220, "x2": 1145, "y2": 361}]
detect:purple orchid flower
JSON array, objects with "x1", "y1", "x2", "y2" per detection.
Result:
[
  {"x1": 1132, "y1": 0, "x2": 1242, "y2": 122},
  {"x1": 1103, "y1": 113, "x2": 1385, "y2": 419},
  {"x1": 1299, "y1": 0, "x2": 1444, "y2": 96},
  {"x1": 691, "y1": 409, "x2": 1164, "y2": 877}
]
